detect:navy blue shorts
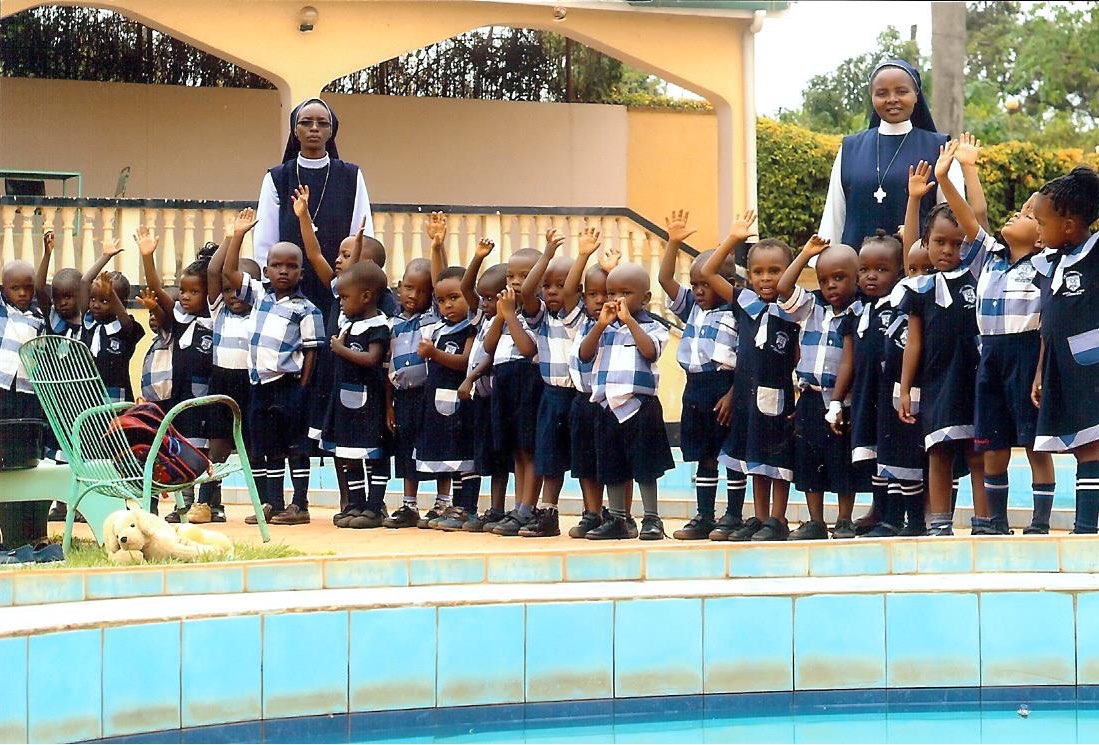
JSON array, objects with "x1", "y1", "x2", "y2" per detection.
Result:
[
  {"x1": 974, "y1": 331, "x2": 1040, "y2": 452},
  {"x1": 680, "y1": 370, "x2": 734, "y2": 463},
  {"x1": 472, "y1": 395, "x2": 511, "y2": 477},
  {"x1": 248, "y1": 375, "x2": 307, "y2": 458},
  {"x1": 535, "y1": 385, "x2": 576, "y2": 477},
  {"x1": 392, "y1": 386, "x2": 425, "y2": 478},
  {"x1": 569, "y1": 394, "x2": 600, "y2": 480},
  {"x1": 492, "y1": 360, "x2": 542, "y2": 456},
  {"x1": 207, "y1": 366, "x2": 251, "y2": 441},
  {"x1": 594, "y1": 395, "x2": 675, "y2": 485},
  {"x1": 794, "y1": 389, "x2": 860, "y2": 494}
]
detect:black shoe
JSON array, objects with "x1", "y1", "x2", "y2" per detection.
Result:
[
  {"x1": 639, "y1": 515, "x2": 666, "y2": 541},
  {"x1": 789, "y1": 519, "x2": 828, "y2": 540},
  {"x1": 383, "y1": 504, "x2": 420, "y2": 529},
  {"x1": 625, "y1": 513, "x2": 639, "y2": 539},
  {"x1": 334, "y1": 507, "x2": 364, "y2": 528},
  {"x1": 751, "y1": 517, "x2": 789, "y2": 541},
  {"x1": 1023, "y1": 523, "x2": 1050, "y2": 535},
  {"x1": 853, "y1": 511, "x2": 880, "y2": 535},
  {"x1": 493, "y1": 509, "x2": 533, "y2": 536},
  {"x1": 482, "y1": 508, "x2": 511, "y2": 534},
  {"x1": 831, "y1": 519, "x2": 856, "y2": 539},
  {"x1": 418, "y1": 502, "x2": 449, "y2": 529},
  {"x1": 520, "y1": 508, "x2": 560, "y2": 537},
  {"x1": 586, "y1": 513, "x2": 629, "y2": 540},
  {"x1": 209, "y1": 505, "x2": 226, "y2": 524},
  {"x1": 569, "y1": 510, "x2": 603, "y2": 538},
  {"x1": 708, "y1": 511, "x2": 745, "y2": 541},
  {"x1": 436, "y1": 507, "x2": 472, "y2": 532},
  {"x1": 464, "y1": 507, "x2": 506, "y2": 533},
  {"x1": 673, "y1": 514, "x2": 715, "y2": 541},
  {"x1": 163, "y1": 506, "x2": 189, "y2": 524},
  {"x1": 927, "y1": 523, "x2": 954, "y2": 537},
  {"x1": 729, "y1": 516, "x2": 764, "y2": 542},
  {"x1": 970, "y1": 522, "x2": 998, "y2": 536},
  {"x1": 899, "y1": 521, "x2": 927, "y2": 537},
  {"x1": 347, "y1": 509, "x2": 387, "y2": 529},
  {"x1": 863, "y1": 523, "x2": 899, "y2": 538}
]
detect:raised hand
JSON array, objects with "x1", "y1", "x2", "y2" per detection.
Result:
[
  {"x1": 599, "y1": 244, "x2": 622, "y2": 274},
  {"x1": 93, "y1": 271, "x2": 114, "y2": 297},
  {"x1": 934, "y1": 140, "x2": 959, "y2": 181},
  {"x1": 475, "y1": 238, "x2": 495, "y2": 259},
  {"x1": 498, "y1": 287, "x2": 517, "y2": 316},
  {"x1": 43, "y1": 230, "x2": 55, "y2": 254},
  {"x1": 598, "y1": 300, "x2": 618, "y2": 325},
  {"x1": 578, "y1": 227, "x2": 602, "y2": 257},
  {"x1": 292, "y1": 185, "x2": 310, "y2": 219},
  {"x1": 544, "y1": 228, "x2": 566, "y2": 256},
  {"x1": 665, "y1": 209, "x2": 697, "y2": 244},
  {"x1": 907, "y1": 160, "x2": 936, "y2": 199},
  {"x1": 234, "y1": 207, "x2": 258, "y2": 235},
  {"x1": 427, "y1": 212, "x2": 447, "y2": 248},
  {"x1": 954, "y1": 132, "x2": 982, "y2": 167},
  {"x1": 134, "y1": 226, "x2": 158, "y2": 257},
  {"x1": 727, "y1": 209, "x2": 758, "y2": 245},
  {"x1": 137, "y1": 287, "x2": 158, "y2": 311},
  {"x1": 801, "y1": 234, "x2": 830, "y2": 258}
]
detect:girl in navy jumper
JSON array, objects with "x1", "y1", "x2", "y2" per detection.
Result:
[{"x1": 1031, "y1": 166, "x2": 1099, "y2": 534}]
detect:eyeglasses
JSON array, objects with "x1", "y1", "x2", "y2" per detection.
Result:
[{"x1": 296, "y1": 118, "x2": 332, "y2": 130}]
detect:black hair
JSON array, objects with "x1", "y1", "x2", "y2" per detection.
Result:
[
  {"x1": 108, "y1": 271, "x2": 131, "y2": 301},
  {"x1": 181, "y1": 241, "x2": 218, "y2": 287},
  {"x1": 51, "y1": 267, "x2": 82, "y2": 287},
  {"x1": 436, "y1": 266, "x2": 466, "y2": 284},
  {"x1": 921, "y1": 203, "x2": 960, "y2": 246},
  {"x1": 693, "y1": 249, "x2": 738, "y2": 281},
  {"x1": 342, "y1": 260, "x2": 388, "y2": 296},
  {"x1": 361, "y1": 236, "x2": 386, "y2": 269},
  {"x1": 1038, "y1": 166, "x2": 1099, "y2": 225},
  {"x1": 239, "y1": 257, "x2": 262, "y2": 280},
  {"x1": 860, "y1": 229, "x2": 903, "y2": 266},
  {"x1": 478, "y1": 264, "x2": 508, "y2": 294},
  {"x1": 748, "y1": 238, "x2": 794, "y2": 265},
  {"x1": 404, "y1": 258, "x2": 431, "y2": 278}
]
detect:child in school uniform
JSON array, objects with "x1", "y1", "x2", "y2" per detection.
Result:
[
  {"x1": 517, "y1": 227, "x2": 603, "y2": 538},
  {"x1": 322, "y1": 260, "x2": 393, "y2": 528},
  {"x1": 223, "y1": 208, "x2": 325, "y2": 526},
  {"x1": 701, "y1": 216, "x2": 798, "y2": 542},
  {"x1": 80, "y1": 242, "x2": 144, "y2": 404},
  {"x1": 1030, "y1": 166, "x2": 1099, "y2": 534},
  {"x1": 580, "y1": 262, "x2": 674, "y2": 540},
  {"x1": 659, "y1": 211, "x2": 744, "y2": 541},
  {"x1": 35, "y1": 230, "x2": 83, "y2": 341},
  {"x1": 137, "y1": 285, "x2": 175, "y2": 407},
  {"x1": 777, "y1": 236, "x2": 863, "y2": 540},
  {"x1": 934, "y1": 137, "x2": 1056, "y2": 534},
  {"x1": 0, "y1": 260, "x2": 45, "y2": 422}
]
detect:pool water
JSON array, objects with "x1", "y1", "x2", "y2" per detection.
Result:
[{"x1": 97, "y1": 690, "x2": 1099, "y2": 744}]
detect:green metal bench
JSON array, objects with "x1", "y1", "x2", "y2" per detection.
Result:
[{"x1": 18, "y1": 335, "x2": 269, "y2": 555}]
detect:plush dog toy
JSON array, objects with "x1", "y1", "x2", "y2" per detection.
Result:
[{"x1": 103, "y1": 500, "x2": 234, "y2": 565}]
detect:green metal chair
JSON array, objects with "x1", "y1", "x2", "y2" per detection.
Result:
[{"x1": 18, "y1": 335, "x2": 269, "y2": 554}]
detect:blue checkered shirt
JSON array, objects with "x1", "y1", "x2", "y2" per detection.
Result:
[
  {"x1": 668, "y1": 287, "x2": 737, "y2": 373},
  {"x1": 389, "y1": 309, "x2": 438, "y2": 390},
  {"x1": 48, "y1": 308, "x2": 81, "y2": 339},
  {"x1": 590, "y1": 312, "x2": 669, "y2": 423},
  {"x1": 239, "y1": 276, "x2": 325, "y2": 385},
  {"x1": 141, "y1": 329, "x2": 173, "y2": 401},
  {"x1": 968, "y1": 228, "x2": 1042, "y2": 336},
  {"x1": 0, "y1": 299, "x2": 44, "y2": 392},
  {"x1": 492, "y1": 311, "x2": 537, "y2": 366},
  {"x1": 568, "y1": 313, "x2": 597, "y2": 395},
  {"x1": 211, "y1": 295, "x2": 252, "y2": 371},
  {"x1": 527, "y1": 300, "x2": 585, "y2": 388},
  {"x1": 466, "y1": 310, "x2": 495, "y2": 397},
  {"x1": 781, "y1": 286, "x2": 862, "y2": 405}
]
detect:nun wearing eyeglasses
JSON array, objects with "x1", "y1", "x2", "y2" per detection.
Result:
[
  {"x1": 818, "y1": 59, "x2": 964, "y2": 247},
  {"x1": 254, "y1": 98, "x2": 374, "y2": 312}
]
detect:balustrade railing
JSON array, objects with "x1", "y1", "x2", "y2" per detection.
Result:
[{"x1": 0, "y1": 198, "x2": 697, "y2": 320}]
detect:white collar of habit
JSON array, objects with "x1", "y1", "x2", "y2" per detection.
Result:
[
  {"x1": 877, "y1": 120, "x2": 913, "y2": 135},
  {"x1": 297, "y1": 153, "x2": 330, "y2": 169}
]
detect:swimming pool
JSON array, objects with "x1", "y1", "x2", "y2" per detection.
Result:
[{"x1": 94, "y1": 689, "x2": 1099, "y2": 743}]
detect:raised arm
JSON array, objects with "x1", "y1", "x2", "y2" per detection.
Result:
[
  {"x1": 660, "y1": 210, "x2": 696, "y2": 300},
  {"x1": 136, "y1": 226, "x2": 174, "y2": 316},
  {"x1": 35, "y1": 230, "x2": 55, "y2": 312},
  {"x1": 207, "y1": 236, "x2": 231, "y2": 303},
  {"x1": 293, "y1": 185, "x2": 334, "y2": 286},
  {"x1": 934, "y1": 140, "x2": 983, "y2": 243},
  {"x1": 700, "y1": 210, "x2": 756, "y2": 303},
  {"x1": 520, "y1": 228, "x2": 565, "y2": 316},
  {"x1": 903, "y1": 161, "x2": 936, "y2": 268},
  {"x1": 81, "y1": 239, "x2": 124, "y2": 311},
  {"x1": 137, "y1": 287, "x2": 167, "y2": 331},
  {"x1": 462, "y1": 239, "x2": 495, "y2": 312},
  {"x1": 224, "y1": 208, "x2": 259, "y2": 292},
  {"x1": 777, "y1": 235, "x2": 829, "y2": 302},
  {"x1": 950, "y1": 133, "x2": 989, "y2": 235},
  {"x1": 427, "y1": 212, "x2": 448, "y2": 283},
  {"x1": 562, "y1": 227, "x2": 601, "y2": 309},
  {"x1": 498, "y1": 288, "x2": 536, "y2": 358},
  {"x1": 93, "y1": 271, "x2": 133, "y2": 331},
  {"x1": 346, "y1": 216, "x2": 368, "y2": 271}
]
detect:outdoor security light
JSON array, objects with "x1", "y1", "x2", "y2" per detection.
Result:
[{"x1": 299, "y1": 6, "x2": 318, "y2": 32}]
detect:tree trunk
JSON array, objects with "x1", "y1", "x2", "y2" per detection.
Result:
[{"x1": 931, "y1": 2, "x2": 967, "y2": 137}]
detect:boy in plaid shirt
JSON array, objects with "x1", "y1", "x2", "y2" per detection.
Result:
[{"x1": 0, "y1": 260, "x2": 45, "y2": 421}]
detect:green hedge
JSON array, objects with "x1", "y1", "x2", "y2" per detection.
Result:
[{"x1": 756, "y1": 117, "x2": 1099, "y2": 249}]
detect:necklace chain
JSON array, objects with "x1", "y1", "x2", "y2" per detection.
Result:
[
  {"x1": 296, "y1": 160, "x2": 331, "y2": 228},
  {"x1": 874, "y1": 130, "x2": 912, "y2": 202}
]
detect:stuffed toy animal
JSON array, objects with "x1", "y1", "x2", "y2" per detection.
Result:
[{"x1": 103, "y1": 500, "x2": 234, "y2": 565}]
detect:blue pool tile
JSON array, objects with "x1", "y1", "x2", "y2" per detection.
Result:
[
  {"x1": 980, "y1": 592, "x2": 1075, "y2": 686},
  {"x1": 727, "y1": 544, "x2": 808, "y2": 578},
  {"x1": 13, "y1": 571, "x2": 83, "y2": 605},
  {"x1": 350, "y1": 607, "x2": 436, "y2": 711},
  {"x1": 246, "y1": 562, "x2": 323, "y2": 592},
  {"x1": 645, "y1": 548, "x2": 726, "y2": 580},
  {"x1": 1057, "y1": 539, "x2": 1099, "y2": 573},
  {"x1": 886, "y1": 593, "x2": 979, "y2": 688},
  {"x1": 973, "y1": 539, "x2": 1060, "y2": 573},
  {"x1": 890, "y1": 541, "x2": 918, "y2": 574},
  {"x1": 103, "y1": 622, "x2": 181, "y2": 737},
  {"x1": 437, "y1": 604, "x2": 524, "y2": 706},
  {"x1": 615, "y1": 598, "x2": 703, "y2": 697},
  {"x1": 809, "y1": 542, "x2": 890, "y2": 576},
  {"x1": 1076, "y1": 593, "x2": 1099, "y2": 684},
  {"x1": 182, "y1": 720, "x2": 264, "y2": 744},
  {"x1": 0, "y1": 575, "x2": 12, "y2": 606},
  {"x1": 28, "y1": 628, "x2": 101, "y2": 743},
  {"x1": 0, "y1": 637, "x2": 26, "y2": 743},
  {"x1": 916, "y1": 540, "x2": 974, "y2": 573},
  {"x1": 704, "y1": 596, "x2": 793, "y2": 693},
  {"x1": 87, "y1": 569, "x2": 165, "y2": 599},
  {"x1": 263, "y1": 714, "x2": 349, "y2": 743},
  {"x1": 182, "y1": 616, "x2": 262, "y2": 728},
  {"x1": 325, "y1": 558, "x2": 409, "y2": 588},
  {"x1": 526, "y1": 602, "x2": 613, "y2": 702},
  {"x1": 794, "y1": 594, "x2": 885, "y2": 690},
  {"x1": 263, "y1": 611, "x2": 349, "y2": 718},
  {"x1": 565, "y1": 551, "x2": 643, "y2": 582},
  {"x1": 487, "y1": 554, "x2": 563, "y2": 583},
  {"x1": 166, "y1": 566, "x2": 244, "y2": 595},
  {"x1": 409, "y1": 556, "x2": 485, "y2": 586}
]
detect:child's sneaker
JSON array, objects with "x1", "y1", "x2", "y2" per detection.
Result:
[
  {"x1": 788, "y1": 519, "x2": 828, "y2": 540},
  {"x1": 853, "y1": 510, "x2": 880, "y2": 535},
  {"x1": 347, "y1": 509, "x2": 387, "y2": 529},
  {"x1": 673, "y1": 514, "x2": 715, "y2": 540},
  {"x1": 831, "y1": 519, "x2": 856, "y2": 539},
  {"x1": 188, "y1": 503, "x2": 213, "y2": 524},
  {"x1": 927, "y1": 523, "x2": 954, "y2": 537},
  {"x1": 418, "y1": 502, "x2": 449, "y2": 529},
  {"x1": 519, "y1": 508, "x2": 560, "y2": 538},
  {"x1": 464, "y1": 507, "x2": 506, "y2": 533},
  {"x1": 751, "y1": 517, "x2": 789, "y2": 541},
  {"x1": 568, "y1": 510, "x2": 603, "y2": 538},
  {"x1": 708, "y1": 511, "x2": 744, "y2": 541},
  {"x1": 1023, "y1": 522, "x2": 1050, "y2": 535},
  {"x1": 245, "y1": 504, "x2": 278, "y2": 525},
  {"x1": 269, "y1": 504, "x2": 310, "y2": 525},
  {"x1": 493, "y1": 510, "x2": 533, "y2": 536},
  {"x1": 899, "y1": 521, "x2": 927, "y2": 537},
  {"x1": 639, "y1": 515, "x2": 666, "y2": 541},
  {"x1": 586, "y1": 513, "x2": 629, "y2": 540},
  {"x1": 862, "y1": 522, "x2": 898, "y2": 538},
  {"x1": 728, "y1": 516, "x2": 764, "y2": 541},
  {"x1": 625, "y1": 514, "x2": 639, "y2": 539},
  {"x1": 436, "y1": 507, "x2": 472, "y2": 532},
  {"x1": 333, "y1": 507, "x2": 358, "y2": 527},
  {"x1": 383, "y1": 505, "x2": 420, "y2": 529}
]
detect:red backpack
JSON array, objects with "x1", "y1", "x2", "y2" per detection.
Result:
[{"x1": 106, "y1": 403, "x2": 212, "y2": 485}]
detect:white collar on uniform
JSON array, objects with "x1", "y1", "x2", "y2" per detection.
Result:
[
  {"x1": 296, "y1": 153, "x2": 331, "y2": 169},
  {"x1": 877, "y1": 120, "x2": 913, "y2": 135}
]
